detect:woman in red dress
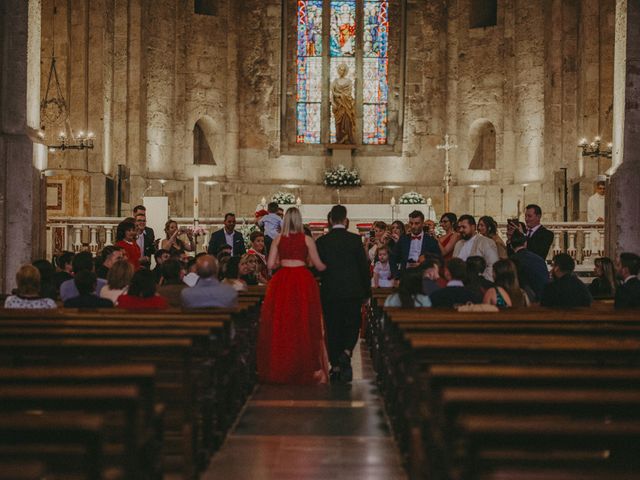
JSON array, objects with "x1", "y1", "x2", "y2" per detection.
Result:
[
  {"x1": 115, "y1": 219, "x2": 141, "y2": 270},
  {"x1": 257, "y1": 207, "x2": 329, "y2": 385},
  {"x1": 438, "y1": 212, "x2": 460, "y2": 261}
]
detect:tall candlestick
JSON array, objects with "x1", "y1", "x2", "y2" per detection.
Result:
[{"x1": 193, "y1": 175, "x2": 199, "y2": 222}]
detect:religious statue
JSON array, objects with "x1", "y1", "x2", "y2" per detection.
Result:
[{"x1": 331, "y1": 63, "x2": 356, "y2": 145}]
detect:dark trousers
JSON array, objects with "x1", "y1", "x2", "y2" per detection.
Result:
[{"x1": 321, "y1": 297, "x2": 362, "y2": 366}]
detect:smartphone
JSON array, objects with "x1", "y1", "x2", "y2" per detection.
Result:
[
  {"x1": 369, "y1": 230, "x2": 376, "y2": 238},
  {"x1": 507, "y1": 218, "x2": 519, "y2": 227}
]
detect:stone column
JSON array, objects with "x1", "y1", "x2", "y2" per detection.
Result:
[
  {"x1": 606, "y1": 0, "x2": 640, "y2": 256},
  {"x1": 225, "y1": 0, "x2": 240, "y2": 180},
  {"x1": 0, "y1": 0, "x2": 46, "y2": 294}
]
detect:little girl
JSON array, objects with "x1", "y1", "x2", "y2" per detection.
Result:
[{"x1": 373, "y1": 246, "x2": 394, "y2": 288}]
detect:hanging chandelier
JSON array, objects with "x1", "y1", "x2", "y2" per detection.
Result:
[{"x1": 40, "y1": 1, "x2": 95, "y2": 152}]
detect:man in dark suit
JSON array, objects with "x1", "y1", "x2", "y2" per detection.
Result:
[
  {"x1": 208, "y1": 213, "x2": 246, "y2": 257},
  {"x1": 392, "y1": 210, "x2": 441, "y2": 279},
  {"x1": 614, "y1": 252, "x2": 640, "y2": 309},
  {"x1": 430, "y1": 258, "x2": 481, "y2": 308},
  {"x1": 316, "y1": 205, "x2": 371, "y2": 383},
  {"x1": 507, "y1": 204, "x2": 554, "y2": 261},
  {"x1": 133, "y1": 205, "x2": 156, "y2": 257},
  {"x1": 541, "y1": 253, "x2": 592, "y2": 307},
  {"x1": 509, "y1": 230, "x2": 549, "y2": 303}
]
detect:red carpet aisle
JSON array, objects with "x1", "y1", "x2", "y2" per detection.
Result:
[{"x1": 201, "y1": 341, "x2": 407, "y2": 479}]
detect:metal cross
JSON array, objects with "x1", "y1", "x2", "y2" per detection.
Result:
[{"x1": 436, "y1": 134, "x2": 458, "y2": 212}]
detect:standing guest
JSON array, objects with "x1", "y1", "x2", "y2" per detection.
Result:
[
  {"x1": 478, "y1": 216, "x2": 508, "y2": 259},
  {"x1": 60, "y1": 251, "x2": 107, "y2": 302},
  {"x1": 64, "y1": 271, "x2": 114, "y2": 308},
  {"x1": 465, "y1": 256, "x2": 495, "y2": 299},
  {"x1": 134, "y1": 213, "x2": 155, "y2": 265},
  {"x1": 115, "y1": 219, "x2": 141, "y2": 271},
  {"x1": 99, "y1": 259, "x2": 133, "y2": 306},
  {"x1": 316, "y1": 205, "x2": 370, "y2": 383},
  {"x1": 437, "y1": 213, "x2": 460, "y2": 261},
  {"x1": 222, "y1": 257, "x2": 248, "y2": 292},
  {"x1": 257, "y1": 202, "x2": 283, "y2": 252},
  {"x1": 384, "y1": 268, "x2": 431, "y2": 307},
  {"x1": 430, "y1": 258, "x2": 481, "y2": 308},
  {"x1": 32, "y1": 259, "x2": 57, "y2": 301},
  {"x1": 132, "y1": 204, "x2": 156, "y2": 243},
  {"x1": 277, "y1": 207, "x2": 284, "y2": 218},
  {"x1": 372, "y1": 246, "x2": 394, "y2": 288},
  {"x1": 483, "y1": 259, "x2": 530, "y2": 308},
  {"x1": 614, "y1": 252, "x2": 640, "y2": 309},
  {"x1": 181, "y1": 255, "x2": 239, "y2": 308},
  {"x1": 509, "y1": 230, "x2": 549, "y2": 303},
  {"x1": 157, "y1": 260, "x2": 186, "y2": 308},
  {"x1": 387, "y1": 220, "x2": 406, "y2": 272},
  {"x1": 152, "y1": 249, "x2": 171, "y2": 282},
  {"x1": 96, "y1": 245, "x2": 124, "y2": 279},
  {"x1": 589, "y1": 257, "x2": 619, "y2": 299},
  {"x1": 541, "y1": 253, "x2": 592, "y2": 307},
  {"x1": 508, "y1": 204, "x2": 554, "y2": 260},
  {"x1": 587, "y1": 180, "x2": 606, "y2": 223},
  {"x1": 159, "y1": 220, "x2": 195, "y2": 253},
  {"x1": 118, "y1": 269, "x2": 168, "y2": 310},
  {"x1": 208, "y1": 213, "x2": 246, "y2": 257},
  {"x1": 52, "y1": 251, "x2": 74, "y2": 292},
  {"x1": 392, "y1": 210, "x2": 441, "y2": 279},
  {"x1": 4, "y1": 265, "x2": 56, "y2": 309},
  {"x1": 421, "y1": 256, "x2": 444, "y2": 296},
  {"x1": 453, "y1": 215, "x2": 499, "y2": 281}
]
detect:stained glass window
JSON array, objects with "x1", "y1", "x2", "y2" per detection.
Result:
[{"x1": 295, "y1": 0, "x2": 390, "y2": 145}]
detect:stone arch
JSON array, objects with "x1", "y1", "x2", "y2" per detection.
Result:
[
  {"x1": 468, "y1": 119, "x2": 496, "y2": 170},
  {"x1": 193, "y1": 117, "x2": 217, "y2": 166}
]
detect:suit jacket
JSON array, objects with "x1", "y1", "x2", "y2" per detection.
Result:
[
  {"x1": 316, "y1": 228, "x2": 371, "y2": 301},
  {"x1": 524, "y1": 225, "x2": 554, "y2": 260},
  {"x1": 615, "y1": 277, "x2": 640, "y2": 309},
  {"x1": 141, "y1": 227, "x2": 156, "y2": 258},
  {"x1": 181, "y1": 277, "x2": 238, "y2": 308},
  {"x1": 452, "y1": 234, "x2": 499, "y2": 281},
  {"x1": 510, "y1": 248, "x2": 549, "y2": 302},
  {"x1": 392, "y1": 233, "x2": 441, "y2": 278},
  {"x1": 430, "y1": 286, "x2": 481, "y2": 308},
  {"x1": 541, "y1": 273, "x2": 592, "y2": 307},
  {"x1": 207, "y1": 229, "x2": 246, "y2": 256}
]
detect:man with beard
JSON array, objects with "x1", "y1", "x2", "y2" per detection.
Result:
[{"x1": 453, "y1": 214, "x2": 499, "y2": 281}]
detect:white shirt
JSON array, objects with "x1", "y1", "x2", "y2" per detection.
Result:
[
  {"x1": 587, "y1": 193, "x2": 605, "y2": 222},
  {"x1": 408, "y1": 233, "x2": 423, "y2": 264},
  {"x1": 224, "y1": 230, "x2": 235, "y2": 255},
  {"x1": 526, "y1": 224, "x2": 541, "y2": 238},
  {"x1": 136, "y1": 231, "x2": 145, "y2": 255},
  {"x1": 373, "y1": 261, "x2": 394, "y2": 287},
  {"x1": 456, "y1": 234, "x2": 478, "y2": 261},
  {"x1": 446, "y1": 280, "x2": 465, "y2": 287}
]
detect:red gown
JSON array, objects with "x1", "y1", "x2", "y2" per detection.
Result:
[{"x1": 257, "y1": 233, "x2": 329, "y2": 385}]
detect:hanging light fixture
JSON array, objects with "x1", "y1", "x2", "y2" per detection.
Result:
[{"x1": 40, "y1": 1, "x2": 95, "y2": 152}]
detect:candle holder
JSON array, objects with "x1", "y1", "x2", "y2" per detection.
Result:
[
  {"x1": 578, "y1": 136, "x2": 612, "y2": 159},
  {"x1": 47, "y1": 130, "x2": 95, "y2": 152}
]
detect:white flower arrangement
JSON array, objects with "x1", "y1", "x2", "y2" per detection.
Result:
[
  {"x1": 399, "y1": 191, "x2": 426, "y2": 204},
  {"x1": 271, "y1": 191, "x2": 296, "y2": 205},
  {"x1": 237, "y1": 218, "x2": 260, "y2": 247},
  {"x1": 434, "y1": 224, "x2": 446, "y2": 238},
  {"x1": 323, "y1": 164, "x2": 361, "y2": 187},
  {"x1": 188, "y1": 225, "x2": 208, "y2": 236}
]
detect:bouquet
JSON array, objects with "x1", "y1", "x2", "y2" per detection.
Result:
[
  {"x1": 238, "y1": 219, "x2": 260, "y2": 247},
  {"x1": 399, "y1": 191, "x2": 426, "y2": 204},
  {"x1": 271, "y1": 191, "x2": 296, "y2": 205},
  {"x1": 188, "y1": 225, "x2": 208, "y2": 236},
  {"x1": 323, "y1": 164, "x2": 361, "y2": 187}
]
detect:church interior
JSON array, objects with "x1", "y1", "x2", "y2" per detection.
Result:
[{"x1": 1, "y1": 0, "x2": 640, "y2": 478}]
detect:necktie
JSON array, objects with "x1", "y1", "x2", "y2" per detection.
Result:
[{"x1": 412, "y1": 235, "x2": 422, "y2": 241}]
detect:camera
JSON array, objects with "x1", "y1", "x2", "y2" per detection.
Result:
[{"x1": 369, "y1": 230, "x2": 376, "y2": 238}]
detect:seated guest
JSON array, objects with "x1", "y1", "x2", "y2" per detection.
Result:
[
  {"x1": 118, "y1": 269, "x2": 168, "y2": 310},
  {"x1": 157, "y1": 260, "x2": 186, "y2": 308},
  {"x1": 420, "y1": 256, "x2": 444, "y2": 296},
  {"x1": 509, "y1": 230, "x2": 549, "y2": 303},
  {"x1": 222, "y1": 256, "x2": 248, "y2": 292},
  {"x1": 32, "y1": 259, "x2": 57, "y2": 301},
  {"x1": 115, "y1": 219, "x2": 141, "y2": 270},
  {"x1": 478, "y1": 215, "x2": 508, "y2": 259},
  {"x1": 541, "y1": 253, "x2": 592, "y2": 307},
  {"x1": 96, "y1": 245, "x2": 124, "y2": 279},
  {"x1": 60, "y1": 251, "x2": 107, "y2": 302},
  {"x1": 4, "y1": 264, "x2": 57, "y2": 309},
  {"x1": 483, "y1": 259, "x2": 530, "y2": 308},
  {"x1": 216, "y1": 244, "x2": 233, "y2": 259},
  {"x1": 373, "y1": 246, "x2": 394, "y2": 288},
  {"x1": 430, "y1": 258, "x2": 481, "y2": 308},
  {"x1": 52, "y1": 251, "x2": 74, "y2": 293},
  {"x1": 247, "y1": 231, "x2": 269, "y2": 279},
  {"x1": 240, "y1": 253, "x2": 266, "y2": 285},
  {"x1": 465, "y1": 256, "x2": 495, "y2": 299},
  {"x1": 384, "y1": 268, "x2": 431, "y2": 308},
  {"x1": 99, "y1": 259, "x2": 133, "y2": 306},
  {"x1": 64, "y1": 271, "x2": 114, "y2": 308},
  {"x1": 152, "y1": 249, "x2": 171, "y2": 282},
  {"x1": 183, "y1": 252, "x2": 206, "y2": 287},
  {"x1": 181, "y1": 255, "x2": 238, "y2": 308},
  {"x1": 589, "y1": 257, "x2": 619, "y2": 299},
  {"x1": 614, "y1": 252, "x2": 640, "y2": 309}
]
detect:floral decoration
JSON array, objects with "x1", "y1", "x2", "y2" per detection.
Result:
[
  {"x1": 323, "y1": 165, "x2": 361, "y2": 187},
  {"x1": 238, "y1": 218, "x2": 260, "y2": 247},
  {"x1": 271, "y1": 191, "x2": 296, "y2": 205},
  {"x1": 399, "y1": 191, "x2": 426, "y2": 204}
]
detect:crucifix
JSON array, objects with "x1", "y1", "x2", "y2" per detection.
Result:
[{"x1": 436, "y1": 134, "x2": 458, "y2": 212}]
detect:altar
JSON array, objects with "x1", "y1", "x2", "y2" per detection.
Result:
[{"x1": 284, "y1": 204, "x2": 438, "y2": 223}]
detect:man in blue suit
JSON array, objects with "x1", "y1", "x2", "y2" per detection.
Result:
[
  {"x1": 392, "y1": 210, "x2": 441, "y2": 279},
  {"x1": 207, "y1": 213, "x2": 246, "y2": 256}
]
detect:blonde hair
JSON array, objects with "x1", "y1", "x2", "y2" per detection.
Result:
[
  {"x1": 106, "y1": 259, "x2": 134, "y2": 289},
  {"x1": 240, "y1": 253, "x2": 258, "y2": 265},
  {"x1": 282, "y1": 207, "x2": 304, "y2": 236},
  {"x1": 16, "y1": 264, "x2": 41, "y2": 296}
]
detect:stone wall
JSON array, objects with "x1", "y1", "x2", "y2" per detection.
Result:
[{"x1": 39, "y1": 0, "x2": 615, "y2": 223}]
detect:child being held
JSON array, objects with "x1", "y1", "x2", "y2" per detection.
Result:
[{"x1": 373, "y1": 246, "x2": 394, "y2": 288}]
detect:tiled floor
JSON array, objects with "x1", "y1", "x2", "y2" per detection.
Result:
[{"x1": 201, "y1": 341, "x2": 407, "y2": 479}]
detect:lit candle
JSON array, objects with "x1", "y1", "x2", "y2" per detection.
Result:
[
  {"x1": 193, "y1": 175, "x2": 199, "y2": 221},
  {"x1": 390, "y1": 196, "x2": 396, "y2": 206},
  {"x1": 296, "y1": 197, "x2": 302, "y2": 206},
  {"x1": 261, "y1": 196, "x2": 266, "y2": 206}
]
